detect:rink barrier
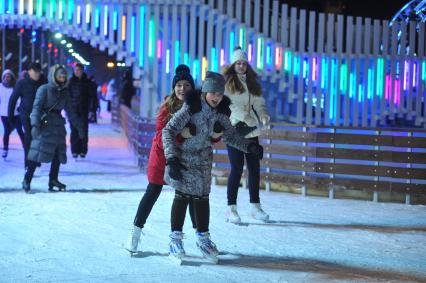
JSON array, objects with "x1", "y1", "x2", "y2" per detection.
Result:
[{"x1": 114, "y1": 100, "x2": 426, "y2": 204}]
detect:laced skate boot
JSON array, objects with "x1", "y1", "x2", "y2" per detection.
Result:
[
  {"x1": 48, "y1": 180, "x2": 66, "y2": 192},
  {"x1": 126, "y1": 225, "x2": 142, "y2": 255},
  {"x1": 251, "y1": 203, "x2": 269, "y2": 221},
  {"x1": 196, "y1": 232, "x2": 219, "y2": 263},
  {"x1": 169, "y1": 231, "x2": 185, "y2": 259},
  {"x1": 2, "y1": 149, "x2": 8, "y2": 159},
  {"x1": 226, "y1": 205, "x2": 241, "y2": 224}
]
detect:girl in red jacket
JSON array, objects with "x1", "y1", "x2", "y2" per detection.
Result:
[{"x1": 127, "y1": 65, "x2": 198, "y2": 254}]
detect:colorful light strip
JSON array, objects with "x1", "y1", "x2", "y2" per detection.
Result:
[
  {"x1": 266, "y1": 45, "x2": 271, "y2": 66},
  {"x1": 340, "y1": 63, "x2": 347, "y2": 93},
  {"x1": 239, "y1": 27, "x2": 245, "y2": 50},
  {"x1": 184, "y1": 53, "x2": 189, "y2": 66},
  {"x1": 85, "y1": 4, "x2": 90, "y2": 24},
  {"x1": 211, "y1": 48, "x2": 218, "y2": 72},
  {"x1": 166, "y1": 49, "x2": 171, "y2": 74},
  {"x1": 121, "y1": 15, "x2": 126, "y2": 41},
  {"x1": 58, "y1": 0, "x2": 63, "y2": 19},
  {"x1": 77, "y1": 5, "x2": 81, "y2": 24},
  {"x1": 349, "y1": 72, "x2": 356, "y2": 99},
  {"x1": 36, "y1": 0, "x2": 43, "y2": 17},
  {"x1": 28, "y1": 0, "x2": 33, "y2": 15},
  {"x1": 138, "y1": 6, "x2": 145, "y2": 67},
  {"x1": 95, "y1": 7, "x2": 100, "y2": 29},
  {"x1": 394, "y1": 79, "x2": 400, "y2": 105},
  {"x1": 157, "y1": 40, "x2": 162, "y2": 59},
  {"x1": 113, "y1": 10, "x2": 118, "y2": 31},
  {"x1": 193, "y1": 59, "x2": 200, "y2": 82},
  {"x1": 321, "y1": 57, "x2": 327, "y2": 89},
  {"x1": 275, "y1": 47, "x2": 282, "y2": 70},
  {"x1": 7, "y1": 0, "x2": 13, "y2": 14},
  {"x1": 202, "y1": 57, "x2": 208, "y2": 80},
  {"x1": 248, "y1": 44, "x2": 253, "y2": 63},
  {"x1": 174, "y1": 41, "x2": 180, "y2": 67},
  {"x1": 148, "y1": 18, "x2": 155, "y2": 57},
  {"x1": 68, "y1": 0, "x2": 74, "y2": 22},
  {"x1": 376, "y1": 58, "x2": 384, "y2": 97},
  {"x1": 257, "y1": 37, "x2": 264, "y2": 70},
  {"x1": 49, "y1": 0, "x2": 55, "y2": 18},
  {"x1": 103, "y1": 5, "x2": 108, "y2": 36},
  {"x1": 229, "y1": 31, "x2": 235, "y2": 62},
  {"x1": 220, "y1": 49, "x2": 225, "y2": 67},
  {"x1": 329, "y1": 58, "x2": 336, "y2": 120},
  {"x1": 18, "y1": 0, "x2": 23, "y2": 15},
  {"x1": 131, "y1": 16, "x2": 136, "y2": 53}
]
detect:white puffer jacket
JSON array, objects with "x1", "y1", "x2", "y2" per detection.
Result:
[{"x1": 225, "y1": 76, "x2": 269, "y2": 138}]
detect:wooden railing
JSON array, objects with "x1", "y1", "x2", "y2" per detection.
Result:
[{"x1": 113, "y1": 105, "x2": 426, "y2": 205}]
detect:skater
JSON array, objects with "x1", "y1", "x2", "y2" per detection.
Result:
[
  {"x1": 67, "y1": 63, "x2": 98, "y2": 158},
  {"x1": 8, "y1": 62, "x2": 47, "y2": 168},
  {"x1": 223, "y1": 47, "x2": 271, "y2": 224},
  {"x1": 127, "y1": 65, "x2": 199, "y2": 254},
  {"x1": 162, "y1": 71, "x2": 263, "y2": 262},
  {"x1": 119, "y1": 70, "x2": 135, "y2": 109},
  {"x1": 22, "y1": 64, "x2": 85, "y2": 193},
  {"x1": 0, "y1": 69, "x2": 24, "y2": 159}
]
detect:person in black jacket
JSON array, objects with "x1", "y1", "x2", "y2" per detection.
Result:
[
  {"x1": 120, "y1": 70, "x2": 135, "y2": 109},
  {"x1": 67, "y1": 63, "x2": 97, "y2": 158},
  {"x1": 8, "y1": 62, "x2": 47, "y2": 168}
]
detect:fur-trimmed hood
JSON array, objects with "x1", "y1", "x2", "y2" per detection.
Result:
[{"x1": 48, "y1": 64, "x2": 68, "y2": 90}]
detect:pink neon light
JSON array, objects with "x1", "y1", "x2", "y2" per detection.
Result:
[
  {"x1": 394, "y1": 79, "x2": 400, "y2": 105},
  {"x1": 312, "y1": 57, "x2": 317, "y2": 81},
  {"x1": 413, "y1": 62, "x2": 417, "y2": 87},
  {"x1": 275, "y1": 47, "x2": 282, "y2": 69},
  {"x1": 220, "y1": 49, "x2": 225, "y2": 66},
  {"x1": 248, "y1": 44, "x2": 253, "y2": 62},
  {"x1": 157, "y1": 40, "x2": 162, "y2": 59},
  {"x1": 385, "y1": 75, "x2": 391, "y2": 100}
]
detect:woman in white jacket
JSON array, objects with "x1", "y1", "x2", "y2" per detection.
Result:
[{"x1": 223, "y1": 47, "x2": 270, "y2": 223}]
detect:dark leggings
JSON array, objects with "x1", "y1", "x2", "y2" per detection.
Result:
[
  {"x1": 227, "y1": 137, "x2": 261, "y2": 205},
  {"x1": 171, "y1": 190, "x2": 210, "y2": 233},
  {"x1": 24, "y1": 147, "x2": 61, "y2": 183},
  {"x1": 1, "y1": 116, "x2": 25, "y2": 150},
  {"x1": 134, "y1": 183, "x2": 196, "y2": 229}
]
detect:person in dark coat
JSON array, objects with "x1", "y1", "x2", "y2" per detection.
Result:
[
  {"x1": 8, "y1": 62, "x2": 47, "y2": 168},
  {"x1": 67, "y1": 63, "x2": 97, "y2": 158},
  {"x1": 120, "y1": 70, "x2": 135, "y2": 109},
  {"x1": 23, "y1": 64, "x2": 85, "y2": 193},
  {"x1": 127, "y1": 65, "x2": 199, "y2": 254}
]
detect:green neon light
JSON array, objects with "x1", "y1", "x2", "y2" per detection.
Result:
[
  {"x1": 284, "y1": 51, "x2": 291, "y2": 72},
  {"x1": 239, "y1": 27, "x2": 245, "y2": 50},
  {"x1": 349, "y1": 72, "x2": 356, "y2": 98},
  {"x1": 7, "y1": 0, "x2": 13, "y2": 14},
  {"x1": 376, "y1": 58, "x2": 384, "y2": 97},
  {"x1": 257, "y1": 37, "x2": 264, "y2": 70},
  {"x1": 138, "y1": 6, "x2": 145, "y2": 67},
  {"x1": 340, "y1": 64, "x2": 347, "y2": 93},
  {"x1": 68, "y1": 0, "x2": 74, "y2": 22},
  {"x1": 174, "y1": 41, "x2": 180, "y2": 68},
  {"x1": 423, "y1": 61, "x2": 426, "y2": 81},
  {"x1": 49, "y1": 0, "x2": 55, "y2": 19},
  {"x1": 0, "y1": 1, "x2": 4, "y2": 14},
  {"x1": 148, "y1": 18, "x2": 155, "y2": 57},
  {"x1": 58, "y1": 0, "x2": 64, "y2": 19},
  {"x1": 130, "y1": 16, "x2": 135, "y2": 53}
]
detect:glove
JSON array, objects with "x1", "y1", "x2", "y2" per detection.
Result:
[
  {"x1": 185, "y1": 89, "x2": 202, "y2": 114},
  {"x1": 212, "y1": 121, "x2": 224, "y2": 139},
  {"x1": 88, "y1": 112, "x2": 96, "y2": 121},
  {"x1": 31, "y1": 126, "x2": 40, "y2": 138},
  {"x1": 180, "y1": 122, "x2": 196, "y2": 138},
  {"x1": 167, "y1": 157, "x2": 187, "y2": 181},
  {"x1": 260, "y1": 114, "x2": 270, "y2": 126},
  {"x1": 247, "y1": 143, "x2": 264, "y2": 160}
]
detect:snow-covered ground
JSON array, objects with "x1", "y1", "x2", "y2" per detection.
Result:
[{"x1": 1, "y1": 115, "x2": 426, "y2": 283}]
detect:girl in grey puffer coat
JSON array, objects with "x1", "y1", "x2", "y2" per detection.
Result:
[
  {"x1": 162, "y1": 71, "x2": 263, "y2": 261},
  {"x1": 23, "y1": 65, "x2": 84, "y2": 193}
]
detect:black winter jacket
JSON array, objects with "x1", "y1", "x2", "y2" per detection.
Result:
[
  {"x1": 68, "y1": 73, "x2": 97, "y2": 115},
  {"x1": 8, "y1": 73, "x2": 47, "y2": 119}
]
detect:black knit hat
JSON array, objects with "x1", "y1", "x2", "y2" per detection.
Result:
[{"x1": 172, "y1": 64, "x2": 195, "y2": 90}]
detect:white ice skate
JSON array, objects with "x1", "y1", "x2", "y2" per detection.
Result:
[
  {"x1": 251, "y1": 203, "x2": 269, "y2": 221},
  {"x1": 169, "y1": 231, "x2": 185, "y2": 264},
  {"x1": 196, "y1": 232, "x2": 219, "y2": 264},
  {"x1": 126, "y1": 225, "x2": 142, "y2": 255},
  {"x1": 226, "y1": 205, "x2": 241, "y2": 224}
]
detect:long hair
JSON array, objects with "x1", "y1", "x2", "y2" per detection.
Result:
[
  {"x1": 222, "y1": 63, "x2": 262, "y2": 96},
  {"x1": 158, "y1": 90, "x2": 184, "y2": 125}
]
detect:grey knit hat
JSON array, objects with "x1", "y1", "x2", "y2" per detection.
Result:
[{"x1": 201, "y1": 71, "x2": 225, "y2": 95}]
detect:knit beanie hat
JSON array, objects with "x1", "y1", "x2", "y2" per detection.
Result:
[
  {"x1": 2, "y1": 69, "x2": 15, "y2": 87},
  {"x1": 201, "y1": 71, "x2": 225, "y2": 95},
  {"x1": 172, "y1": 64, "x2": 195, "y2": 90},
  {"x1": 231, "y1": 46, "x2": 248, "y2": 64}
]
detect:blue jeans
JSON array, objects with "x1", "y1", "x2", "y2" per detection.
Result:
[{"x1": 226, "y1": 137, "x2": 260, "y2": 205}]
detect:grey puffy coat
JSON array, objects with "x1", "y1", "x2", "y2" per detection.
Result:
[
  {"x1": 28, "y1": 65, "x2": 83, "y2": 164},
  {"x1": 162, "y1": 94, "x2": 250, "y2": 196}
]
